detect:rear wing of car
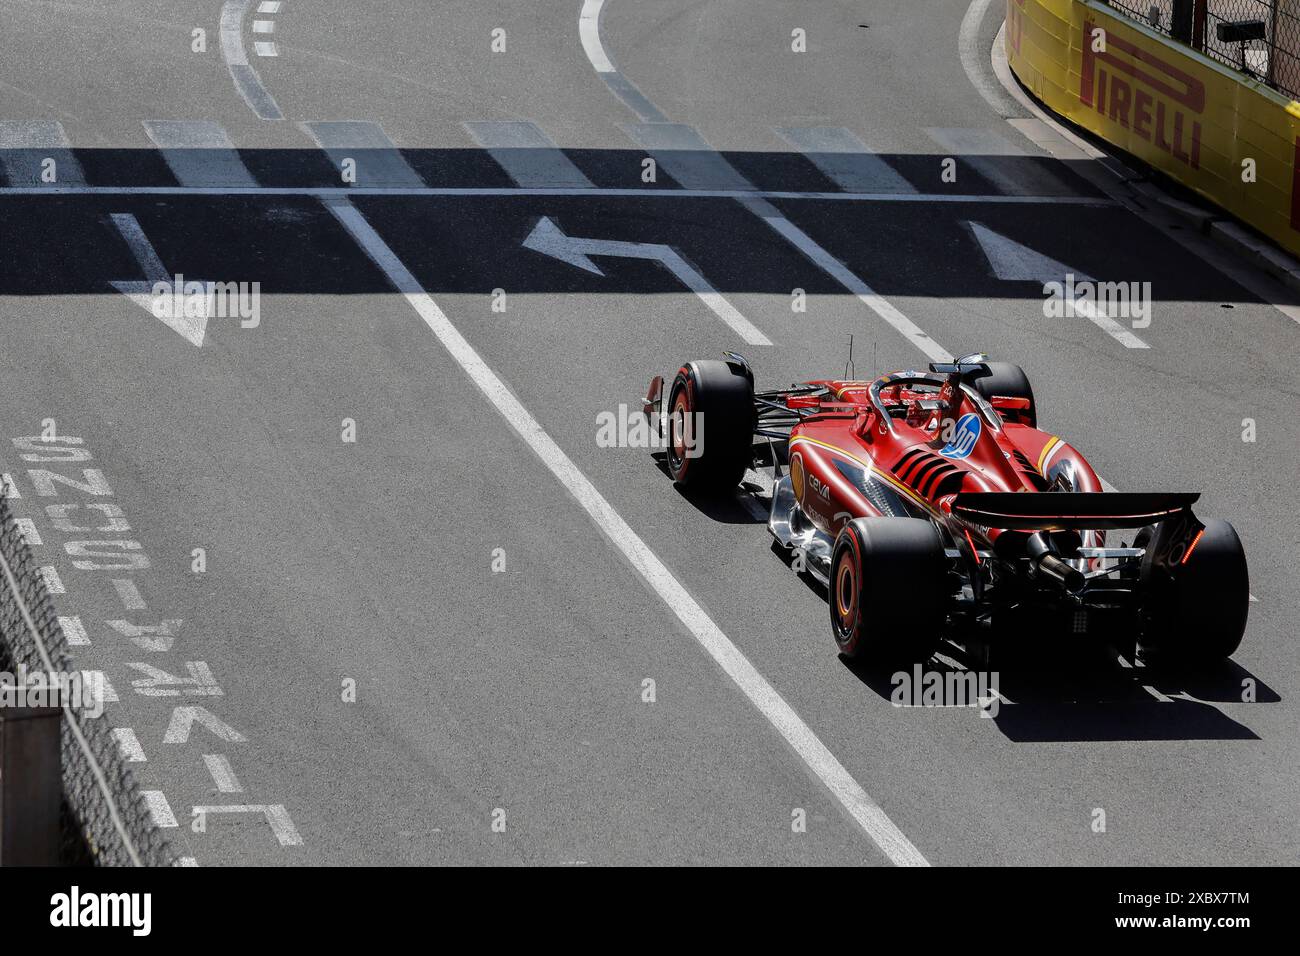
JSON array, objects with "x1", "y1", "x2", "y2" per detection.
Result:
[{"x1": 951, "y1": 492, "x2": 1200, "y2": 531}]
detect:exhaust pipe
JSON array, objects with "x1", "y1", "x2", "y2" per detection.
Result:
[{"x1": 1026, "y1": 532, "x2": 1086, "y2": 593}]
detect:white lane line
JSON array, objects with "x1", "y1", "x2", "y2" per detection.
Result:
[
  {"x1": 254, "y1": 41, "x2": 279, "y2": 57},
  {"x1": 299, "y1": 120, "x2": 425, "y2": 188},
  {"x1": 463, "y1": 121, "x2": 593, "y2": 188},
  {"x1": 112, "y1": 578, "x2": 146, "y2": 610},
  {"x1": 142, "y1": 790, "x2": 179, "y2": 827},
  {"x1": 775, "y1": 127, "x2": 917, "y2": 194},
  {"x1": 257, "y1": 0, "x2": 281, "y2": 11},
  {"x1": 328, "y1": 198, "x2": 928, "y2": 866},
  {"x1": 622, "y1": 122, "x2": 756, "y2": 191},
  {"x1": 959, "y1": 0, "x2": 1011, "y2": 117},
  {"x1": 143, "y1": 120, "x2": 259, "y2": 188},
  {"x1": 1070, "y1": 298, "x2": 1152, "y2": 350},
  {"x1": 0, "y1": 183, "x2": 1113, "y2": 202},
  {"x1": 203, "y1": 754, "x2": 245, "y2": 793},
  {"x1": 220, "y1": 0, "x2": 283, "y2": 119},
  {"x1": 1141, "y1": 684, "x2": 1174, "y2": 702},
  {"x1": 579, "y1": 0, "x2": 616, "y2": 72},
  {"x1": 59, "y1": 615, "x2": 90, "y2": 646},
  {"x1": 761, "y1": 214, "x2": 952, "y2": 363},
  {"x1": 577, "y1": 0, "x2": 667, "y2": 121},
  {"x1": 0, "y1": 120, "x2": 85, "y2": 186},
  {"x1": 113, "y1": 728, "x2": 147, "y2": 762},
  {"x1": 193, "y1": 804, "x2": 302, "y2": 846},
  {"x1": 252, "y1": 19, "x2": 275, "y2": 33},
  {"x1": 523, "y1": 216, "x2": 771, "y2": 345}
]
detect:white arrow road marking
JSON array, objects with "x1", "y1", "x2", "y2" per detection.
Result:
[
  {"x1": 163, "y1": 706, "x2": 246, "y2": 744},
  {"x1": 968, "y1": 221, "x2": 1150, "y2": 349},
  {"x1": 331, "y1": 198, "x2": 927, "y2": 867},
  {"x1": 108, "y1": 213, "x2": 208, "y2": 347},
  {"x1": 522, "y1": 216, "x2": 772, "y2": 346}
]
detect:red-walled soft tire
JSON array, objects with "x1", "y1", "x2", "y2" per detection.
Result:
[
  {"x1": 830, "y1": 517, "x2": 947, "y2": 664},
  {"x1": 665, "y1": 360, "x2": 754, "y2": 491}
]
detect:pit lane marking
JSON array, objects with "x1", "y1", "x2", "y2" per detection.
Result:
[
  {"x1": 220, "y1": 0, "x2": 284, "y2": 119},
  {"x1": 329, "y1": 197, "x2": 929, "y2": 867},
  {"x1": 579, "y1": 0, "x2": 668, "y2": 122},
  {"x1": 0, "y1": 120, "x2": 86, "y2": 186},
  {"x1": 0, "y1": 183, "x2": 1113, "y2": 202},
  {"x1": 112, "y1": 578, "x2": 146, "y2": 610},
  {"x1": 142, "y1": 790, "x2": 179, "y2": 828},
  {"x1": 113, "y1": 728, "x2": 147, "y2": 762}
]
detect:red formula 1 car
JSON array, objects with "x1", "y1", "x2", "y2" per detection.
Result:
[{"x1": 643, "y1": 353, "x2": 1249, "y2": 668}]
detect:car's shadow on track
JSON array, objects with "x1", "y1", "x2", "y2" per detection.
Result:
[
  {"x1": 650, "y1": 452, "x2": 774, "y2": 525},
  {"x1": 840, "y1": 646, "x2": 1276, "y2": 742}
]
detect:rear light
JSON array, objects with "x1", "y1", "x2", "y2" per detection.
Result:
[{"x1": 1181, "y1": 528, "x2": 1206, "y2": 565}]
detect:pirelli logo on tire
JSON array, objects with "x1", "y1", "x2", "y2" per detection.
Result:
[{"x1": 1079, "y1": 20, "x2": 1205, "y2": 170}]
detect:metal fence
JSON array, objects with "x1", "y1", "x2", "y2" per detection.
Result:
[
  {"x1": 1106, "y1": 0, "x2": 1300, "y2": 99},
  {"x1": 0, "y1": 495, "x2": 177, "y2": 866}
]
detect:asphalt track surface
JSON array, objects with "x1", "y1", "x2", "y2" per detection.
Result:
[{"x1": 0, "y1": 0, "x2": 1297, "y2": 866}]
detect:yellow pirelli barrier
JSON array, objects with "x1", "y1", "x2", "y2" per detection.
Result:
[{"x1": 1006, "y1": 0, "x2": 1300, "y2": 258}]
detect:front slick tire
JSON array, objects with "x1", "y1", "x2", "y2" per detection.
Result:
[
  {"x1": 665, "y1": 360, "x2": 754, "y2": 492},
  {"x1": 830, "y1": 517, "x2": 946, "y2": 665},
  {"x1": 1138, "y1": 519, "x2": 1249, "y2": 669}
]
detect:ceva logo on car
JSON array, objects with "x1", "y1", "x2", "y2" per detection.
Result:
[{"x1": 939, "y1": 413, "x2": 981, "y2": 460}]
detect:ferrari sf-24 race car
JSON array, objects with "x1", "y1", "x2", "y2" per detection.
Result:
[{"x1": 642, "y1": 353, "x2": 1249, "y2": 669}]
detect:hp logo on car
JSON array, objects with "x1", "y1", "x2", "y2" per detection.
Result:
[{"x1": 939, "y1": 413, "x2": 981, "y2": 459}]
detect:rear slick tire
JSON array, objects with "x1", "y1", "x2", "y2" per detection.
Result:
[
  {"x1": 1138, "y1": 519, "x2": 1249, "y2": 669},
  {"x1": 830, "y1": 517, "x2": 946, "y2": 665}
]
